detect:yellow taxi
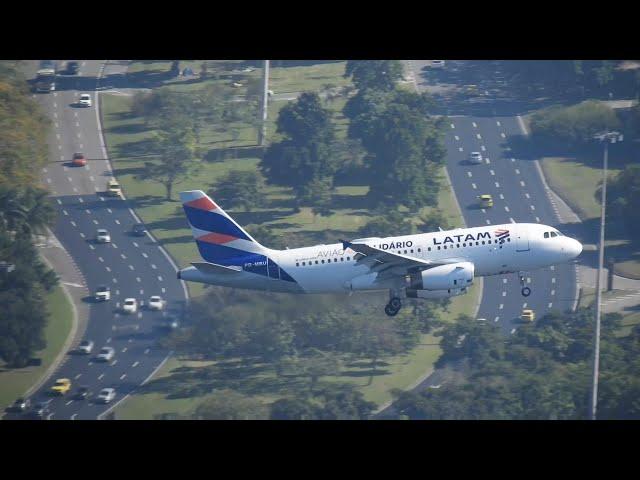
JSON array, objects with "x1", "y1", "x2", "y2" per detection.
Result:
[
  {"x1": 478, "y1": 194, "x2": 494, "y2": 208},
  {"x1": 521, "y1": 309, "x2": 535, "y2": 323},
  {"x1": 51, "y1": 378, "x2": 72, "y2": 395},
  {"x1": 107, "y1": 179, "x2": 121, "y2": 197}
]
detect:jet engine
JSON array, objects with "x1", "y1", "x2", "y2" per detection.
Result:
[{"x1": 408, "y1": 261, "x2": 474, "y2": 291}]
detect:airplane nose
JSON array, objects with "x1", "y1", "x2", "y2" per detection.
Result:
[{"x1": 568, "y1": 238, "x2": 582, "y2": 258}]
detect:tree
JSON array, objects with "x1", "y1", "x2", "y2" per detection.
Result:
[
  {"x1": 357, "y1": 210, "x2": 416, "y2": 238},
  {"x1": 270, "y1": 397, "x2": 318, "y2": 420},
  {"x1": 192, "y1": 389, "x2": 267, "y2": 420},
  {"x1": 344, "y1": 60, "x2": 404, "y2": 92},
  {"x1": 606, "y1": 165, "x2": 640, "y2": 236},
  {"x1": 261, "y1": 92, "x2": 338, "y2": 198},
  {"x1": 209, "y1": 170, "x2": 265, "y2": 212},
  {"x1": 137, "y1": 125, "x2": 197, "y2": 200}
]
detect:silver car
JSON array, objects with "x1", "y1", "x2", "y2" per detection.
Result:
[
  {"x1": 97, "y1": 388, "x2": 116, "y2": 404},
  {"x1": 96, "y1": 346, "x2": 115, "y2": 362},
  {"x1": 78, "y1": 340, "x2": 94, "y2": 355},
  {"x1": 469, "y1": 152, "x2": 483, "y2": 164}
]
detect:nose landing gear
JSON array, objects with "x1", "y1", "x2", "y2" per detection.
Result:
[{"x1": 519, "y1": 272, "x2": 531, "y2": 297}]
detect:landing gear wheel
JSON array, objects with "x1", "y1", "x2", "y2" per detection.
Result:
[
  {"x1": 521, "y1": 287, "x2": 531, "y2": 297},
  {"x1": 385, "y1": 304, "x2": 400, "y2": 317},
  {"x1": 389, "y1": 297, "x2": 402, "y2": 310}
]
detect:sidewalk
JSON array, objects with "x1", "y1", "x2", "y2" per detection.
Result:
[{"x1": 22, "y1": 230, "x2": 90, "y2": 398}]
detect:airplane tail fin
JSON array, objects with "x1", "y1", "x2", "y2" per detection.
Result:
[{"x1": 179, "y1": 190, "x2": 267, "y2": 264}]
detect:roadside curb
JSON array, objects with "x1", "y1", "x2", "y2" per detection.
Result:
[{"x1": 23, "y1": 228, "x2": 87, "y2": 399}]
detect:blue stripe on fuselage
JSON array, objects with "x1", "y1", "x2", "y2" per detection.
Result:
[{"x1": 184, "y1": 205, "x2": 251, "y2": 241}]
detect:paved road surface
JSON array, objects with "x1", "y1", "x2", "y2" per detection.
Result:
[{"x1": 4, "y1": 60, "x2": 188, "y2": 420}]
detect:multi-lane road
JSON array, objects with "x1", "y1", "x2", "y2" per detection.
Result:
[
  {"x1": 375, "y1": 60, "x2": 580, "y2": 417},
  {"x1": 5, "y1": 60, "x2": 188, "y2": 420}
]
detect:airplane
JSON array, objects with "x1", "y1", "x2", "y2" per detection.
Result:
[{"x1": 177, "y1": 190, "x2": 583, "y2": 317}]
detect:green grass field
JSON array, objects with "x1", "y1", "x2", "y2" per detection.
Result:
[
  {"x1": 0, "y1": 285, "x2": 73, "y2": 408},
  {"x1": 107, "y1": 60, "x2": 480, "y2": 418}
]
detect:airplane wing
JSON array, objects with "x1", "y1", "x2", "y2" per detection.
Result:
[{"x1": 341, "y1": 240, "x2": 466, "y2": 280}]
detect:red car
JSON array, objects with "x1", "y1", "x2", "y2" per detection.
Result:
[{"x1": 72, "y1": 153, "x2": 87, "y2": 167}]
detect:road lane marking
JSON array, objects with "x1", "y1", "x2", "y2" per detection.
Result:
[
  {"x1": 71, "y1": 414, "x2": 77, "y2": 420},
  {"x1": 503, "y1": 278, "x2": 508, "y2": 284},
  {"x1": 501, "y1": 132, "x2": 506, "y2": 138},
  {"x1": 151, "y1": 264, "x2": 157, "y2": 269},
  {"x1": 499, "y1": 193, "x2": 504, "y2": 200},
  {"x1": 112, "y1": 243, "x2": 118, "y2": 249},
  {"x1": 454, "y1": 135, "x2": 459, "y2": 141},
  {"x1": 472, "y1": 122, "x2": 477, "y2": 128},
  {"x1": 530, "y1": 205, "x2": 536, "y2": 210},
  {"x1": 158, "y1": 276, "x2": 163, "y2": 282},
  {"x1": 144, "y1": 348, "x2": 150, "y2": 354},
  {"x1": 548, "y1": 303, "x2": 553, "y2": 308},
  {"x1": 471, "y1": 183, "x2": 477, "y2": 189},
  {"x1": 510, "y1": 217, "x2": 515, "y2": 223},
  {"x1": 122, "y1": 347, "x2": 127, "y2": 353},
  {"x1": 515, "y1": 169, "x2": 520, "y2": 174},
  {"x1": 504, "y1": 206, "x2": 510, "y2": 212},
  {"x1": 106, "y1": 266, "x2": 111, "y2": 272},
  {"x1": 520, "y1": 181, "x2": 526, "y2": 187},
  {"x1": 63, "y1": 209, "x2": 68, "y2": 215},
  {"x1": 496, "y1": 121, "x2": 501, "y2": 126},
  {"x1": 535, "y1": 216, "x2": 541, "y2": 222},
  {"x1": 139, "y1": 289, "x2": 144, "y2": 295},
  {"x1": 552, "y1": 278, "x2": 556, "y2": 284},
  {"x1": 481, "y1": 145, "x2": 486, "y2": 151},
  {"x1": 499, "y1": 304, "x2": 504, "y2": 309},
  {"x1": 486, "y1": 219, "x2": 491, "y2": 225},
  {"x1": 66, "y1": 400, "x2": 73, "y2": 406},
  {"x1": 112, "y1": 360, "x2": 118, "y2": 366},
  {"x1": 75, "y1": 373, "x2": 82, "y2": 379},
  {"x1": 133, "y1": 242, "x2": 139, "y2": 247},
  {"x1": 120, "y1": 374, "x2": 127, "y2": 380},
  {"x1": 115, "y1": 219, "x2": 120, "y2": 225},
  {"x1": 112, "y1": 278, "x2": 118, "y2": 283},
  {"x1": 98, "y1": 373, "x2": 104, "y2": 380},
  {"x1": 476, "y1": 133, "x2": 481, "y2": 139},
  {"x1": 459, "y1": 147, "x2": 464, "y2": 152},
  {"x1": 495, "y1": 182, "x2": 500, "y2": 188},
  {"x1": 450, "y1": 123, "x2": 455, "y2": 129},
  {"x1": 142, "y1": 252, "x2": 148, "y2": 258},
  {"x1": 132, "y1": 361, "x2": 139, "y2": 367},
  {"x1": 502, "y1": 291, "x2": 507, "y2": 296},
  {"x1": 136, "y1": 277, "x2": 141, "y2": 282},
  {"x1": 129, "y1": 264, "x2": 134, "y2": 270},
  {"x1": 525, "y1": 193, "x2": 530, "y2": 199},
  {"x1": 89, "y1": 244, "x2": 95, "y2": 250},
  {"x1": 523, "y1": 303, "x2": 527, "y2": 308},
  {"x1": 551, "y1": 289, "x2": 556, "y2": 295},
  {"x1": 161, "y1": 287, "x2": 166, "y2": 293},
  {"x1": 121, "y1": 253, "x2": 127, "y2": 259},
  {"x1": 494, "y1": 316, "x2": 500, "y2": 322},
  {"x1": 489, "y1": 169, "x2": 495, "y2": 176},
  {"x1": 79, "y1": 232, "x2": 85, "y2": 238},
  {"x1": 107, "y1": 208, "x2": 112, "y2": 214},
  {"x1": 467, "y1": 171, "x2": 472, "y2": 177},
  {"x1": 70, "y1": 221, "x2": 76, "y2": 227},
  {"x1": 93, "y1": 219, "x2": 98, "y2": 225},
  {"x1": 98, "y1": 257, "x2": 104, "y2": 262},
  {"x1": 510, "y1": 328, "x2": 516, "y2": 334}
]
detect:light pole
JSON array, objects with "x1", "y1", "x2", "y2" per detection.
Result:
[
  {"x1": 258, "y1": 60, "x2": 270, "y2": 148},
  {"x1": 589, "y1": 130, "x2": 623, "y2": 420}
]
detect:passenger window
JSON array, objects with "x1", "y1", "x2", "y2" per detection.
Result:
[
  {"x1": 334, "y1": 258, "x2": 338, "y2": 262},
  {"x1": 418, "y1": 248, "x2": 422, "y2": 252},
  {"x1": 321, "y1": 260, "x2": 325, "y2": 264},
  {"x1": 482, "y1": 241, "x2": 485, "y2": 245},
  {"x1": 347, "y1": 257, "x2": 351, "y2": 261},
  {"x1": 437, "y1": 246, "x2": 441, "y2": 250},
  {"x1": 296, "y1": 263, "x2": 299, "y2": 267},
  {"x1": 315, "y1": 261, "x2": 318, "y2": 265},
  {"x1": 427, "y1": 247, "x2": 431, "y2": 251},
  {"x1": 488, "y1": 240, "x2": 492, "y2": 244},
  {"x1": 544, "y1": 232, "x2": 549, "y2": 239},
  {"x1": 340, "y1": 257, "x2": 344, "y2": 262}
]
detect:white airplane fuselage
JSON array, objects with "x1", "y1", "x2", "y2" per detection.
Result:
[{"x1": 178, "y1": 222, "x2": 582, "y2": 295}]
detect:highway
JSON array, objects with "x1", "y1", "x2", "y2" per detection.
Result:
[
  {"x1": 5, "y1": 60, "x2": 188, "y2": 420},
  {"x1": 375, "y1": 61, "x2": 580, "y2": 417}
]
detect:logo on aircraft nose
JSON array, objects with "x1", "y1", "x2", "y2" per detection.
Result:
[{"x1": 495, "y1": 229, "x2": 510, "y2": 243}]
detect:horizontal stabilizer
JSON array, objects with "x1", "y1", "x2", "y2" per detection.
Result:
[{"x1": 191, "y1": 262, "x2": 243, "y2": 275}]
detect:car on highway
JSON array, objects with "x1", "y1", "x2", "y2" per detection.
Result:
[
  {"x1": 96, "y1": 388, "x2": 116, "y2": 404},
  {"x1": 106, "y1": 179, "x2": 121, "y2": 197},
  {"x1": 521, "y1": 309, "x2": 535, "y2": 323},
  {"x1": 157, "y1": 315, "x2": 180, "y2": 332},
  {"x1": 469, "y1": 151, "x2": 483, "y2": 164},
  {"x1": 122, "y1": 298, "x2": 138, "y2": 314},
  {"x1": 131, "y1": 223, "x2": 147, "y2": 237},
  {"x1": 95, "y1": 229, "x2": 111, "y2": 243},
  {"x1": 95, "y1": 285, "x2": 111, "y2": 301},
  {"x1": 74, "y1": 386, "x2": 91, "y2": 401},
  {"x1": 147, "y1": 295, "x2": 165, "y2": 311},
  {"x1": 431, "y1": 60, "x2": 445, "y2": 68},
  {"x1": 72, "y1": 152, "x2": 87, "y2": 167},
  {"x1": 30, "y1": 399, "x2": 52, "y2": 419},
  {"x1": 231, "y1": 81, "x2": 243, "y2": 88},
  {"x1": 96, "y1": 346, "x2": 115, "y2": 362},
  {"x1": 66, "y1": 61, "x2": 79, "y2": 75},
  {"x1": 50, "y1": 378, "x2": 72, "y2": 395},
  {"x1": 478, "y1": 194, "x2": 494, "y2": 208},
  {"x1": 77, "y1": 339, "x2": 94, "y2": 355},
  {"x1": 11, "y1": 397, "x2": 31, "y2": 413},
  {"x1": 78, "y1": 93, "x2": 92, "y2": 107}
]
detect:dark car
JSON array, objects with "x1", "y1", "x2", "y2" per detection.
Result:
[
  {"x1": 131, "y1": 223, "x2": 147, "y2": 237},
  {"x1": 75, "y1": 386, "x2": 90, "y2": 400},
  {"x1": 66, "y1": 61, "x2": 79, "y2": 75},
  {"x1": 11, "y1": 397, "x2": 31, "y2": 412},
  {"x1": 31, "y1": 399, "x2": 52, "y2": 419}
]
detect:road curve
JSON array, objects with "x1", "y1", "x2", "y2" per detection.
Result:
[{"x1": 5, "y1": 60, "x2": 188, "y2": 420}]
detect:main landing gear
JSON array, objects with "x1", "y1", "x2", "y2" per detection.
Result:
[
  {"x1": 519, "y1": 271, "x2": 531, "y2": 297},
  {"x1": 384, "y1": 291, "x2": 402, "y2": 317}
]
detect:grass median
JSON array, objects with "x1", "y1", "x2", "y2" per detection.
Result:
[{"x1": 105, "y1": 60, "x2": 480, "y2": 418}]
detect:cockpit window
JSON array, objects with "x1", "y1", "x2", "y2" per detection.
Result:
[
  {"x1": 544, "y1": 232, "x2": 549, "y2": 239},
  {"x1": 550, "y1": 232, "x2": 558, "y2": 238}
]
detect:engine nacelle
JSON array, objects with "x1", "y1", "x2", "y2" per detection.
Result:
[
  {"x1": 406, "y1": 287, "x2": 468, "y2": 299},
  {"x1": 409, "y1": 261, "x2": 474, "y2": 291}
]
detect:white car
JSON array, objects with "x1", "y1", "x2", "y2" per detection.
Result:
[
  {"x1": 122, "y1": 298, "x2": 137, "y2": 314},
  {"x1": 95, "y1": 285, "x2": 111, "y2": 301},
  {"x1": 469, "y1": 152, "x2": 483, "y2": 164},
  {"x1": 96, "y1": 388, "x2": 116, "y2": 404},
  {"x1": 431, "y1": 60, "x2": 445, "y2": 68},
  {"x1": 78, "y1": 94, "x2": 92, "y2": 107},
  {"x1": 77, "y1": 340, "x2": 94, "y2": 354},
  {"x1": 96, "y1": 346, "x2": 115, "y2": 362},
  {"x1": 147, "y1": 295, "x2": 165, "y2": 311},
  {"x1": 96, "y1": 229, "x2": 111, "y2": 243}
]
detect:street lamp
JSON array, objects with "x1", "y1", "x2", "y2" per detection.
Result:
[{"x1": 589, "y1": 130, "x2": 623, "y2": 420}]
